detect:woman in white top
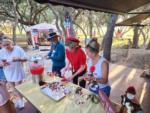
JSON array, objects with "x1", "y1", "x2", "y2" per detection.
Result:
[
  {"x1": 0, "y1": 39, "x2": 27, "y2": 108},
  {"x1": 85, "y1": 38, "x2": 111, "y2": 97}
]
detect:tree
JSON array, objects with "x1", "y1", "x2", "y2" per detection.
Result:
[
  {"x1": 0, "y1": 0, "x2": 54, "y2": 26},
  {"x1": 12, "y1": 0, "x2": 18, "y2": 44},
  {"x1": 140, "y1": 27, "x2": 150, "y2": 47},
  {"x1": 48, "y1": 5, "x2": 83, "y2": 38},
  {"x1": 132, "y1": 26, "x2": 140, "y2": 48},
  {"x1": 103, "y1": 14, "x2": 118, "y2": 61},
  {"x1": 48, "y1": 4, "x2": 62, "y2": 36},
  {"x1": 88, "y1": 11, "x2": 93, "y2": 37}
]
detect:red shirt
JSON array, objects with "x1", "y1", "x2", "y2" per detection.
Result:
[{"x1": 66, "y1": 47, "x2": 86, "y2": 72}]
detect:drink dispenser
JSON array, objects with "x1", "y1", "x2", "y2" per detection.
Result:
[{"x1": 29, "y1": 56, "x2": 44, "y2": 83}]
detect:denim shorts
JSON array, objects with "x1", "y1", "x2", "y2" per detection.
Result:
[
  {"x1": 0, "y1": 68, "x2": 6, "y2": 81},
  {"x1": 89, "y1": 85, "x2": 111, "y2": 97},
  {"x1": 100, "y1": 85, "x2": 111, "y2": 97},
  {"x1": 52, "y1": 66, "x2": 64, "y2": 77}
]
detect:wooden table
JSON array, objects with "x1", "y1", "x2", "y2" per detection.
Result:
[{"x1": 16, "y1": 76, "x2": 106, "y2": 113}]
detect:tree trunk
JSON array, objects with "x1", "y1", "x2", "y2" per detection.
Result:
[
  {"x1": 73, "y1": 22, "x2": 87, "y2": 45},
  {"x1": 12, "y1": 0, "x2": 18, "y2": 45},
  {"x1": 132, "y1": 26, "x2": 139, "y2": 48},
  {"x1": 59, "y1": 14, "x2": 67, "y2": 38},
  {"x1": 146, "y1": 40, "x2": 150, "y2": 49},
  {"x1": 140, "y1": 28, "x2": 150, "y2": 48},
  {"x1": 95, "y1": 22, "x2": 102, "y2": 38},
  {"x1": 88, "y1": 11, "x2": 93, "y2": 37},
  {"x1": 49, "y1": 5, "x2": 62, "y2": 35},
  {"x1": 140, "y1": 28, "x2": 146, "y2": 47},
  {"x1": 74, "y1": 22, "x2": 87, "y2": 38},
  {"x1": 103, "y1": 14, "x2": 118, "y2": 61},
  {"x1": 12, "y1": 24, "x2": 16, "y2": 44}
]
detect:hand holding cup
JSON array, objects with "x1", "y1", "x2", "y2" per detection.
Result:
[
  {"x1": 13, "y1": 57, "x2": 21, "y2": 62},
  {"x1": 2, "y1": 59, "x2": 10, "y2": 66}
]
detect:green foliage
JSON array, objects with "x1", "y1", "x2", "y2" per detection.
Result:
[{"x1": 0, "y1": 0, "x2": 54, "y2": 26}]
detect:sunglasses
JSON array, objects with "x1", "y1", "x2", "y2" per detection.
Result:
[{"x1": 2, "y1": 43, "x2": 10, "y2": 47}]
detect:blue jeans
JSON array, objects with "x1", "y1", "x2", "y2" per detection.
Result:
[
  {"x1": 52, "y1": 66, "x2": 63, "y2": 77},
  {"x1": 0, "y1": 67, "x2": 6, "y2": 81},
  {"x1": 89, "y1": 85, "x2": 111, "y2": 97},
  {"x1": 101, "y1": 86, "x2": 111, "y2": 97}
]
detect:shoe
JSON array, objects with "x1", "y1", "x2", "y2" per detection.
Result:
[{"x1": 14, "y1": 99, "x2": 25, "y2": 109}]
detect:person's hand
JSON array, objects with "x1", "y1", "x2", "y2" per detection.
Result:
[
  {"x1": 13, "y1": 57, "x2": 21, "y2": 62},
  {"x1": 1, "y1": 59, "x2": 9, "y2": 66},
  {"x1": 0, "y1": 62, "x2": 4, "y2": 67},
  {"x1": 48, "y1": 72, "x2": 54, "y2": 77},
  {"x1": 61, "y1": 68, "x2": 68, "y2": 77},
  {"x1": 67, "y1": 76, "x2": 74, "y2": 82},
  {"x1": 83, "y1": 75, "x2": 94, "y2": 81},
  {"x1": 3, "y1": 61, "x2": 10, "y2": 66},
  {"x1": 61, "y1": 76, "x2": 68, "y2": 82},
  {"x1": 83, "y1": 75, "x2": 90, "y2": 81},
  {"x1": 44, "y1": 55, "x2": 49, "y2": 59},
  {"x1": 78, "y1": 76, "x2": 84, "y2": 85}
]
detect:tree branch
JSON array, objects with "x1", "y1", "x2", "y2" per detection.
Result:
[{"x1": 32, "y1": 5, "x2": 48, "y2": 23}]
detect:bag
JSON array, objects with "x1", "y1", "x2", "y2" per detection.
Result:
[{"x1": 61, "y1": 58, "x2": 72, "y2": 78}]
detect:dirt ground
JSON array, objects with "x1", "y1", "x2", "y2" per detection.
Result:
[{"x1": 111, "y1": 48, "x2": 150, "y2": 69}]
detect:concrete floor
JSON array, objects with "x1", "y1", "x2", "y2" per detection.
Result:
[
  {"x1": 17, "y1": 102, "x2": 38, "y2": 113},
  {"x1": 109, "y1": 64, "x2": 150, "y2": 113}
]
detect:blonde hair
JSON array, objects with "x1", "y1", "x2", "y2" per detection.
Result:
[{"x1": 86, "y1": 38, "x2": 100, "y2": 53}]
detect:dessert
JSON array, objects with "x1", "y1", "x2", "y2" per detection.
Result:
[{"x1": 41, "y1": 81, "x2": 71, "y2": 101}]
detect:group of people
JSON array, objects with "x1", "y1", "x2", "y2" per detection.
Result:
[
  {"x1": 46, "y1": 32, "x2": 111, "y2": 97},
  {"x1": 0, "y1": 31, "x2": 110, "y2": 112}
]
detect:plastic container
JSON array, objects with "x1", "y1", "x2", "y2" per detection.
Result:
[{"x1": 29, "y1": 56, "x2": 44, "y2": 83}]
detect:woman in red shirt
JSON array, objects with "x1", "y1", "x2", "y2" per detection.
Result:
[{"x1": 65, "y1": 37, "x2": 86, "y2": 88}]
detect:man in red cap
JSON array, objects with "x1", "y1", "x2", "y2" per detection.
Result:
[{"x1": 64, "y1": 37, "x2": 86, "y2": 88}]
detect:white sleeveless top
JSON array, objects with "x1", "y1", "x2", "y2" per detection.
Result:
[{"x1": 87, "y1": 56, "x2": 109, "y2": 89}]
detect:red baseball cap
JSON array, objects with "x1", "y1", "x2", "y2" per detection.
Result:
[
  {"x1": 66, "y1": 37, "x2": 80, "y2": 43},
  {"x1": 126, "y1": 86, "x2": 136, "y2": 95}
]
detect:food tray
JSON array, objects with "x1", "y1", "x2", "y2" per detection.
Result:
[{"x1": 41, "y1": 86, "x2": 65, "y2": 101}]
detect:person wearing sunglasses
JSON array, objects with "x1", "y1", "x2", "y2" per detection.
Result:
[
  {"x1": 85, "y1": 38, "x2": 111, "y2": 97},
  {"x1": 65, "y1": 37, "x2": 86, "y2": 88}
]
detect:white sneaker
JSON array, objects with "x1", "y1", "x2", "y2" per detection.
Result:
[{"x1": 14, "y1": 99, "x2": 25, "y2": 109}]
